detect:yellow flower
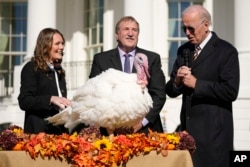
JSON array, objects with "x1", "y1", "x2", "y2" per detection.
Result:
[
  {"x1": 144, "y1": 146, "x2": 153, "y2": 153},
  {"x1": 94, "y1": 138, "x2": 112, "y2": 151},
  {"x1": 13, "y1": 128, "x2": 23, "y2": 137},
  {"x1": 167, "y1": 133, "x2": 180, "y2": 145},
  {"x1": 69, "y1": 132, "x2": 78, "y2": 140}
]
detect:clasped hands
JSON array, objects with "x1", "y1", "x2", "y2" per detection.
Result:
[
  {"x1": 50, "y1": 96, "x2": 71, "y2": 110},
  {"x1": 175, "y1": 66, "x2": 196, "y2": 89}
]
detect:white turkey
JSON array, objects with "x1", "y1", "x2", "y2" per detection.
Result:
[{"x1": 46, "y1": 53, "x2": 153, "y2": 134}]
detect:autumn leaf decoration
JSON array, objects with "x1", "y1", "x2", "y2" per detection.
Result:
[{"x1": 0, "y1": 126, "x2": 196, "y2": 167}]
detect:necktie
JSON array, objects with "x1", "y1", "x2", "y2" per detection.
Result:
[
  {"x1": 124, "y1": 54, "x2": 131, "y2": 73},
  {"x1": 193, "y1": 46, "x2": 201, "y2": 60}
]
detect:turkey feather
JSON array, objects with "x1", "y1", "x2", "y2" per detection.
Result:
[{"x1": 46, "y1": 53, "x2": 153, "y2": 132}]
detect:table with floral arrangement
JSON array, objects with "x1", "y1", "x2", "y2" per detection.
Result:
[{"x1": 0, "y1": 125, "x2": 196, "y2": 167}]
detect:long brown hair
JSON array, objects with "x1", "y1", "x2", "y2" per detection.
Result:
[{"x1": 31, "y1": 28, "x2": 65, "y2": 77}]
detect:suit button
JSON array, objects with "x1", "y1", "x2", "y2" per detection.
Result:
[{"x1": 186, "y1": 116, "x2": 190, "y2": 120}]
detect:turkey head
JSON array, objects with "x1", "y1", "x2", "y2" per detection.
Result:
[{"x1": 134, "y1": 53, "x2": 150, "y2": 89}]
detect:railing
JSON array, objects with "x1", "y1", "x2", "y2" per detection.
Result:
[{"x1": 62, "y1": 60, "x2": 92, "y2": 90}]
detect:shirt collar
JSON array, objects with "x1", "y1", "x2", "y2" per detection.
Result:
[
  {"x1": 47, "y1": 62, "x2": 54, "y2": 69},
  {"x1": 198, "y1": 31, "x2": 212, "y2": 50},
  {"x1": 118, "y1": 47, "x2": 136, "y2": 59}
]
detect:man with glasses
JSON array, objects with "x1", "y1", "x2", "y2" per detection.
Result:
[{"x1": 166, "y1": 5, "x2": 240, "y2": 167}]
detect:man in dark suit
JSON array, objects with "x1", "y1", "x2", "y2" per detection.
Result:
[
  {"x1": 165, "y1": 5, "x2": 240, "y2": 167},
  {"x1": 89, "y1": 16, "x2": 166, "y2": 135}
]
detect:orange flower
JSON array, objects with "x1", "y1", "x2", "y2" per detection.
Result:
[
  {"x1": 0, "y1": 126, "x2": 196, "y2": 167},
  {"x1": 12, "y1": 142, "x2": 23, "y2": 150},
  {"x1": 167, "y1": 143, "x2": 176, "y2": 150}
]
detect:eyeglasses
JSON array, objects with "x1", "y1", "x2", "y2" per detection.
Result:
[{"x1": 182, "y1": 20, "x2": 206, "y2": 33}]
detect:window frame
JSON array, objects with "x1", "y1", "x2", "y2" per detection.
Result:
[
  {"x1": 0, "y1": 1, "x2": 27, "y2": 96},
  {"x1": 167, "y1": 1, "x2": 203, "y2": 75},
  {"x1": 83, "y1": 0, "x2": 104, "y2": 65}
]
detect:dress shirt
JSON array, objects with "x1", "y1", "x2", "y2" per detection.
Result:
[{"x1": 118, "y1": 48, "x2": 135, "y2": 72}]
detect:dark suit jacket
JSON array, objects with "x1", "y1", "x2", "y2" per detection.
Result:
[
  {"x1": 166, "y1": 32, "x2": 240, "y2": 167},
  {"x1": 18, "y1": 61, "x2": 68, "y2": 134},
  {"x1": 89, "y1": 47, "x2": 166, "y2": 135}
]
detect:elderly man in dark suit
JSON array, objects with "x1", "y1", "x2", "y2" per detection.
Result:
[
  {"x1": 89, "y1": 16, "x2": 166, "y2": 135},
  {"x1": 165, "y1": 5, "x2": 240, "y2": 167}
]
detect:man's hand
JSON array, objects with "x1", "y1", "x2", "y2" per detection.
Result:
[
  {"x1": 133, "y1": 121, "x2": 143, "y2": 133},
  {"x1": 183, "y1": 72, "x2": 197, "y2": 89},
  {"x1": 175, "y1": 66, "x2": 196, "y2": 88}
]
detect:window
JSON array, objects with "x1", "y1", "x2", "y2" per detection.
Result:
[
  {"x1": 84, "y1": 0, "x2": 104, "y2": 63},
  {"x1": 168, "y1": 1, "x2": 202, "y2": 75},
  {"x1": 0, "y1": 2, "x2": 27, "y2": 96}
]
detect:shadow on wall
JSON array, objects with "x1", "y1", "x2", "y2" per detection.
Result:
[{"x1": 0, "y1": 122, "x2": 11, "y2": 133}]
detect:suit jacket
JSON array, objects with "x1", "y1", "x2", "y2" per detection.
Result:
[
  {"x1": 89, "y1": 47, "x2": 166, "y2": 135},
  {"x1": 18, "y1": 61, "x2": 68, "y2": 134},
  {"x1": 166, "y1": 32, "x2": 240, "y2": 167}
]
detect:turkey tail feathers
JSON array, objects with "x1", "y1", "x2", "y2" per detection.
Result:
[{"x1": 45, "y1": 106, "x2": 72, "y2": 125}]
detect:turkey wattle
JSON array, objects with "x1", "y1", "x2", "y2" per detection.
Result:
[{"x1": 46, "y1": 53, "x2": 153, "y2": 133}]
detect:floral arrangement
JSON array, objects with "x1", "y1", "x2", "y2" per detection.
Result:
[{"x1": 0, "y1": 125, "x2": 196, "y2": 167}]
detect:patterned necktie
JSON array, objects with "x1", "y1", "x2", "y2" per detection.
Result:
[
  {"x1": 124, "y1": 54, "x2": 131, "y2": 73},
  {"x1": 193, "y1": 46, "x2": 201, "y2": 60}
]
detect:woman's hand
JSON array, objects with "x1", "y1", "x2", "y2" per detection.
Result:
[{"x1": 50, "y1": 96, "x2": 71, "y2": 110}]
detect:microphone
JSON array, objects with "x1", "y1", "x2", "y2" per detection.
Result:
[{"x1": 183, "y1": 49, "x2": 190, "y2": 67}]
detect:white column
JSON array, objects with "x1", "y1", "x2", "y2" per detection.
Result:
[
  {"x1": 25, "y1": 0, "x2": 56, "y2": 60},
  {"x1": 13, "y1": 0, "x2": 56, "y2": 104},
  {"x1": 153, "y1": 0, "x2": 167, "y2": 74},
  {"x1": 234, "y1": 0, "x2": 250, "y2": 98},
  {"x1": 124, "y1": 0, "x2": 153, "y2": 50},
  {"x1": 103, "y1": 0, "x2": 115, "y2": 51}
]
